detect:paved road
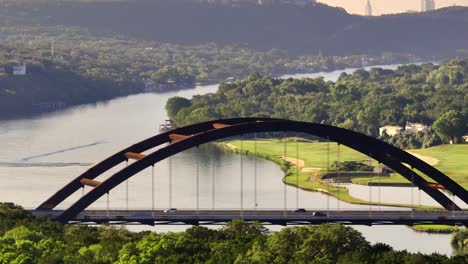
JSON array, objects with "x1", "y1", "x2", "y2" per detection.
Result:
[{"x1": 31, "y1": 209, "x2": 468, "y2": 226}]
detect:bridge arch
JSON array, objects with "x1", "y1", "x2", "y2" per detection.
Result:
[
  {"x1": 38, "y1": 118, "x2": 271, "y2": 210},
  {"x1": 40, "y1": 119, "x2": 466, "y2": 223}
]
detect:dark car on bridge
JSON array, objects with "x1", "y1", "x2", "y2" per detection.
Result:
[
  {"x1": 293, "y1": 208, "x2": 307, "y2": 213},
  {"x1": 312, "y1": 211, "x2": 326, "y2": 217}
]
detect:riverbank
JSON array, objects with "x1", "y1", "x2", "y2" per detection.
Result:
[
  {"x1": 218, "y1": 139, "x2": 467, "y2": 209},
  {"x1": 0, "y1": 59, "x2": 412, "y2": 121},
  {"x1": 412, "y1": 225, "x2": 459, "y2": 233}
]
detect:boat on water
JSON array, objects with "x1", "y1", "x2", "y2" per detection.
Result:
[{"x1": 159, "y1": 119, "x2": 177, "y2": 133}]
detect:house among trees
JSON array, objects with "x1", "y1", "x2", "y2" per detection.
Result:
[
  {"x1": 379, "y1": 125, "x2": 403, "y2": 136},
  {"x1": 380, "y1": 122, "x2": 429, "y2": 137},
  {"x1": 405, "y1": 122, "x2": 429, "y2": 134},
  {"x1": 13, "y1": 63, "x2": 26, "y2": 75}
]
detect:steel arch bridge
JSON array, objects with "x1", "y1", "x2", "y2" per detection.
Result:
[{"x1": 36, "y1": 118, "x2": 467, "y2": 224}]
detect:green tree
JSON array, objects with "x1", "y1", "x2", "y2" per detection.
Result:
[{"x1": 433, "y1": 110, "x2": 465, "y2": 143}]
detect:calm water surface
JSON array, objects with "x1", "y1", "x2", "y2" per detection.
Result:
[{"x1": 0, "y1": 64, "x2": 460, "y2": 255}]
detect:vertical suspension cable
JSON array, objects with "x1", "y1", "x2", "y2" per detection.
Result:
[
  {"x1": 240, "y1": 137, "x2": 244, "y2": 216},
  {"x1": 283, "y1": 132, "x2": 287, "y2": 215},
  {"x1": 169, "y1": 157, "x2": 172, "y2": 209},
  {"x1": 106, "y1": 192, "x2": 110, "y2": 217},
  {"x1": 337, "y1": 143, "x2": 340, "y2": 210},
  {"x1": 369, "y1": 175, "x2": 373, "y2": 215},
  {"x1": 411, "y1": 171, "x2": 415, "y2": 217},
  {"x1": 126, "y1": 160, "x2": 129, "y2": 210},
  {"x1": 254, "y1": 133, "x2": 258, "y2": 210},
  {"x1": 151, "y1": 165, "x2": 155, "y2": 216},
  {"x1": 368, "y1": 155, "x2": 372, "y2": 217},
  {"x1": 378, "y1": 160, "x2": 381, "y2": 210},
  {"x1": 295, "y1": 132, "x2": 299, "y2": 209},
  {"x1": 327, "y1": 139, "x2": 330, "y2": 212},
  {"x1": 452, "y1": 193, "x2": 455, "y2": 217},
  {"x1": 418, "y1": 187, "x2": 421, "y2": 207},
  {"x1": 196, "y1": 162, "x2": 199, "y2": 214},
  {"x1": 211, "y1": 145, "x2": 215, "y2": 210}
]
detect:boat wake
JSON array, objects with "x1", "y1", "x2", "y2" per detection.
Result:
[
  {"x1": 21, "y1": 141, "x2": 106, "y2": 161},
  {"x1": 0, "y1": 161, "x2": 93, "y2": 168}
]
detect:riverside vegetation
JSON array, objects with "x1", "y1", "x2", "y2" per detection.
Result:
[
  {"x1": 0, "y1": 31, "x2": 408, "y2": 118},
  {"x1": 167, "y1": 59, "x2": 468, "y2": 147},
  {"x1": 0, "y1": 203, "x2": 466, "y2": 263},
  {"x1": 1, "y1": 0, "x2": 466, "y2": 118}
]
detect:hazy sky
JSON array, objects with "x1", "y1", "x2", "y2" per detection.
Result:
[{"x1": 318, "y1": 0, "x2": 468, "y2": 15}]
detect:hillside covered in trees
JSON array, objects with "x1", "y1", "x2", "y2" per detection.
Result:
[
  {"x1": 0, "y1": 203, "x2": 466, "y2": 263},
  {"x1": 1, "y1": 0, "x2": 468, "y2": 57},
  {"x1": 0, "y1": 26, "x2": 415, "y2": 118},
  {"x1": 166, "y1": 59, "x2": 468, "y2": 146},
  {"x1": 2, "y1": 0, "x2": 467, "y2": 118}
]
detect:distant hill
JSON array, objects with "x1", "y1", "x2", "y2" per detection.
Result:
[{"x1": 1, "y1": 0, "x2": 468, "y2": 57}]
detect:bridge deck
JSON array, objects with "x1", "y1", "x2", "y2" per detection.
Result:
[{"x1": 30, "y1": 209, "x2": 468, "y2": 226}]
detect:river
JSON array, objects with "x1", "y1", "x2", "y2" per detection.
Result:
[{"x1": 0, "y1": 63, "x2": 460, "y2": 255}]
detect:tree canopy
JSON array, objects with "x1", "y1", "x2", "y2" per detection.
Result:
[
  {"x1": 0, "y1": 203, "x2": 466, "y2": 264},
  {"x1": 167, "y1": 59, "x2": 468, "y2": 146}
]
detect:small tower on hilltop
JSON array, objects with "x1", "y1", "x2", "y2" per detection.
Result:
[
  {"x1": 421, "y1": 0, "x2": 436, "y2": 12},
  {"x1": 365, "y1": 0, "x2": 372, "y2": 16}
]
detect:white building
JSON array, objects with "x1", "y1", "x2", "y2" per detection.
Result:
[
  {"x1": 13, "y1": 64, "x2": 26, "y2": 75},
  {"x1": 421, "y1": 0, "x2": 435, "y2": 12},
  {"x1": 379, "y1": 126, "x2": 403, "y2": 136},
  {"x1": 405, "y1": 122, "x2": 429, "y2": 134}
]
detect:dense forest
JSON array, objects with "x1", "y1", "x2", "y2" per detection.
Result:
[
  {"x1": 167, "y1": 59, "x2": 468, "y2": 147},
  {"x1": 1, "y1": 0, "x2": 468, "y2": 57},
  {"x1": 0, "y1": 203, "x2": 466, "y2": 263},
  {"x1": 2, "y1": 0, "x2": 466, "y2": 118},
  {"x1": 0, "y1": 26, "x2": 413, "y2": 118}
]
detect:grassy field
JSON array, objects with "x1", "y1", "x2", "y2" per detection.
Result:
[
  {"x1": 222, "y1": 139, "x2": 467, "y2": 206},
  {"x1": 351, "y1": 145, "x2": 468, "y2": 189},
  {"x1": 411, "y1": 145, "x2": 468, "y2": 189},
  {"x1": 412, "y1": 224, "x2": 460, "y2": 233}
]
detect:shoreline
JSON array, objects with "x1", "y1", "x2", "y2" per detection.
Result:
[
  {"x1": 216, "y1": 141, "x2": 441, "y2": 210},
  {"x1": 0, "y1": 61, "x2": 417, "y2": 121}
]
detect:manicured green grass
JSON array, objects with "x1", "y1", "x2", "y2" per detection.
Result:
[
  {"x1": 219, "y1": 139, "x2": 459, "y2": 209},
  {"x1": 228, "y1": 139, "x2": 377, "y2": 169},
  {"x1": 228, "y1": 139, "x2": 468, "y2": 185},
  {"x1": 410, "y1": 145, "x2": 468, "y2": 189},
  {"x1": 412, "y1": 225, "x2": 459, "y2": 233}
]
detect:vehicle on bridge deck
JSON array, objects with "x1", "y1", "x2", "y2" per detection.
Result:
[
  {"x1": 293, "y1": 208, "x2": 307, "y2": 213},
  {"x1": 164, "y1": 208, "x2": 178, "y2": 213},
  {"x1": 312, "y1": 211, "x2": 326, "y2": 217}
]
